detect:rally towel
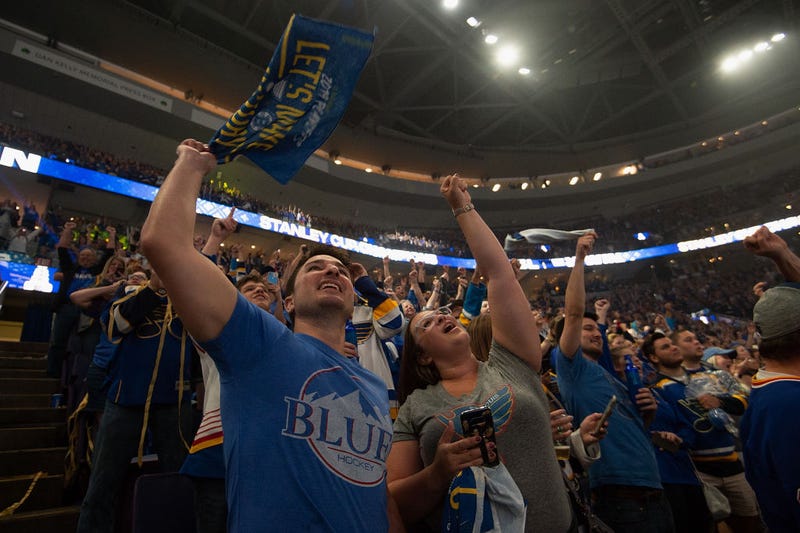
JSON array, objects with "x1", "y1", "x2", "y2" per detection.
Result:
[
  {"x1": 442, "y1": 465, "x2": 526, "y2": 533},
  {"x1": 503, "y1": 228, "x2": 594, "y2": 250},
  {"x1": 208, "y1": 14, "x2": 374, "y2": 184}
]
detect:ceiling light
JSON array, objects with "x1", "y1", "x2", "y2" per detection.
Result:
[
  {"x1": 484, "y1": 34, "x2": 498, "y2": 45},
  {"x1": 786, "y1": 204, "x2": 793, "y2": 210},
  {"x1": 518, "y1": 67, "x2": 531, "y2": 75},
  {"x1": 701, "y1": 141, "x2": 708, "y2": 147},
  {"x1": 251, "y1": 244, "x2": 256, "y2": 249},
  {"x1": 762, "y1": 120, "x2": 768, "y2": 125},
  {"x1": 754, "y1": 41, "x2": 769, "y2": 52},
  {"x1": 622, "y1": 165, "x2": 638, "y2": 175},
  {"x1": 334, "y1": 158, "x2": 342, "y2": 165},
  {"x1": 491, "y1": 183, "x2": 501, "y2": 192},
  {"x1": 721, "y1": 56, "x2": 739, "y2": 72},
  {"x1": 737, "y1": 49, "x2": 753, "y2": 62},
  {"x1": 717, "y1": 136, "x2": 724, "y2": 141},
  {"x1": 466, "y1": 16, "x2": 481, "y2": 27},
  {"x1": 472, "y1": 184, "x2": 479, "y2": 188},
  {"x1": 496, "y1": 45, "x2": 519, "y2": 66},
  {"x1": 544, "y1": 179, "x2": 551, "y2": 186},
  {"x1": 365, "y1": 167, "x2": 372, "y2": 173},
  {"x1": 771, "y1": 33, "x2": 786, "y2": 42},
  {"x1": 521, "y1": 181, "x2": 529, "y2": 190},
  {"x1": 540, "y1": 183, "x2": 547, "y2": 189},
  {"x1": 592, "y1": 172, "x2": 602, "y2": 181},
  {"x1": 443, "y1": 0, "x2": 459, "y2": 9},
  {"x1": 569, "y1": 176, "x2": 580, "y2": 186}
]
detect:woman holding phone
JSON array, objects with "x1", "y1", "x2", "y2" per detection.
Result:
[{"x1": 388, "y1": 175, "x2": 574, "y2": 532}]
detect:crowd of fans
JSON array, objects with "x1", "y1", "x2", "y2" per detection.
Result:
[
  {"x1": 1, "y1": 121, "x2": 797, "y2": 261},
  {"x1": 47, "y1": 161, "x2": 796, "y2": 532},
  {"x1": 1, "y1": 123, "x2": 797, "y2": 531}
]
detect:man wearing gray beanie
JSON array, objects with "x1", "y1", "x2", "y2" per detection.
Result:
[{"x1": 740, "y1": 226, "x2": 800, "y2": 533}]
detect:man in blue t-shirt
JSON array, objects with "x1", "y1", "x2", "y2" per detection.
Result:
[
  {"x1": 552, "y1": 232, "x2": 674, "y2": 533},
  {"x1": 140, "y1": 139, "x2": 401, "y2": 532},
  {"x1": 740, "y1": 226, "x2": 800, "y2": 533}
]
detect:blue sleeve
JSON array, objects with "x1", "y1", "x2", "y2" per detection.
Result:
[
  {"x1": 461, "y1": 282, "x2": 487, "y2": 322},
  {"x1": 354, "y1": 276, "x2": 403, "y2": 338},
  {"x1": 597, "y1": 323, "x2": 615, "y2": 375},
  {"x1": 408, "y1": 289, "x2": 420, "y2": 311},
  {"x1": 199, "y1": 292, "x2": 291, "y2": 375}
]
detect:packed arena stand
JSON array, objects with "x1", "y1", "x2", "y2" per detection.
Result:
[
  {"x1": 2, "y1": 124, "x2": 797, "y2": 532},
  {"x1": 2, "y1": 121, "x2": 798, "y2": 262}
]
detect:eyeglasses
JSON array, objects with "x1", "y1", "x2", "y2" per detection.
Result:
[{"x1": 414, "y1": 306, "x2": 452, "y2": 332}]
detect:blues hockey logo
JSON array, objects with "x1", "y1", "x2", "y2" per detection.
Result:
[{"x1": 282, "y1": 367, "x2": 392, "y2": 486}]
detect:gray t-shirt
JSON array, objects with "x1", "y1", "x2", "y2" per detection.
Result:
[{"x1": 394, "y1": 341, "x2": 573, "y2": 532}]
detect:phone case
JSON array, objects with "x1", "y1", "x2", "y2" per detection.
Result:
[{"x1": 459, "y1": 406, "x2": 500, "y2": 467}]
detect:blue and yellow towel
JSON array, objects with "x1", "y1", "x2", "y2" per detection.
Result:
[{"x1": 209, "y1": 14, "x2": 374, "y2": 184}]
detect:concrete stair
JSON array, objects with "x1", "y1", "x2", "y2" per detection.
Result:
[{"x1": 0, "y1": 341, "x2": 78, "y2": 531}]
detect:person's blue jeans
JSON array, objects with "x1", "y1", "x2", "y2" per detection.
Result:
[
  {"x1": 77, "y1": 401, "x2": 192, "y2": 533},
  {"x1": 593, "y1": 485, "x2": 676, "y2": 533}
]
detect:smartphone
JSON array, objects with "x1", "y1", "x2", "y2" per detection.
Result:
[
  {"x1": 460, "y1": 406, "x2": 500, "y2": 467},
  {"x1": 651, "y1": 432, "x2": 680, "y2": 453},
  {"x1": 266, "y1": 271, "x2": 279, "y2": 285},
  {"x1": 591, "y1": 395, "x2": 617, "y2": 437}
]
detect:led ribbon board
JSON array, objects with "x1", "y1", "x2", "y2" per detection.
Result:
[{"x1": 2, "y1": 146, "x2": 798, "y2": 271}]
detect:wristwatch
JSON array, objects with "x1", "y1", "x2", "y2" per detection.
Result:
[{"x1": 452, "y1": 203, "x2": 475, "y2": 217}]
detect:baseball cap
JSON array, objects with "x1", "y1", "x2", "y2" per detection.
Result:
[
  {"x1": 702, "y1": 347, "x2": 736, "y2": 362},
  {"x1": 753, "y1": 283, "x2": 800, "y2": 341}
]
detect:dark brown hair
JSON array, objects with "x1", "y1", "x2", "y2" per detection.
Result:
[
  {"x1": 397, "y1": 316, "x2": 442, "y2": 405},
  {"x1": 758, "y1": 329, "x2": 800, "y2": 362}
]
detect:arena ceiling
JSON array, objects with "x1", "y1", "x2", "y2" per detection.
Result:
[{"x1": 2, "y1": 0, "x2": 799, "y2": 179}]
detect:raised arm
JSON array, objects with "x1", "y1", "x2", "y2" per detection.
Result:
[
  {"x1": 202, "y1": 207, "x2": 237, "y2": 256},
  {"x1": 441, "y1": 175, "x2": 540, "y2": 369},
  {"x1": 140, "y1": 140, "x2": 237, "y2": 342},
  {"x1": 559, "y1": 232, "x2": 597, "y2": 358},
  {"x1": 744, "y1": 226, "x2": 800, "y2": 282}
]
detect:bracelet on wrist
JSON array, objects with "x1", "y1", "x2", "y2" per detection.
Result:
[{"x1": 452, "y1": 203, "x2": 475, "y2": 217}]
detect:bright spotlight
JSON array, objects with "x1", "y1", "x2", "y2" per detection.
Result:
[
  {"x1": 621, "y1": 165, "x2": 638, "y2": 175},
  {"x1": 521, "y1": 181, "x2": 529, "y2": 190},
  {"x1": 365, "y1": 168, "x2": 373, "y2": 173},
  {"x1": 496, "y1": 45, "x2": 519, "y2": 66},
  {"x1": 721, "y1": 56, "x2": 739, "y2": 72},
  {"x1": 738, "y1": 49, "x2": 753, "y2": 62},
  {"x1": 518, "y1": 67, "x2": 531, "y2": 75},
  {"x1": 569, "y1": 176, "x2": 580, "y2": 186},
  {"x1": 754, "y1": 41, "x2": 769, "y2": 52},
  {"x1": 484, "y1": 34, "x2": 499, "y2": 45},
  {"x1": 771, "y1": 33, "x2": 786, "y2": 42},
  {"x1": 544, "y1": 179, "x2": 551, "y2": 186},
  {"x1": 443, "y1": 0, "x2": 459, "y2": 9},
  {"x1": 466, "y1": 17, "x2": 481, "y2": 27},
  {"x1": 592, "y1": 172, "x2": 602, "y2": 181},
  {"x1": 491, "y1": 183, "x2": 501, "y2": 192}
]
